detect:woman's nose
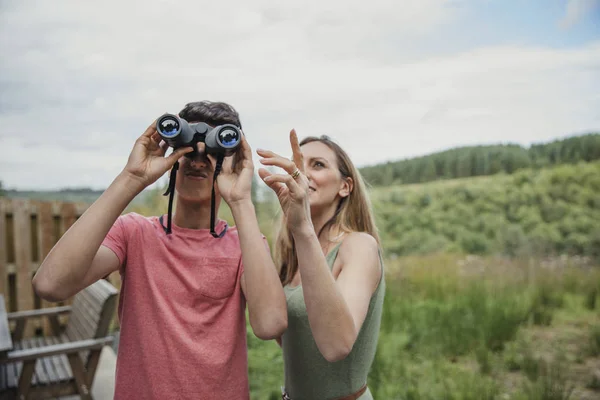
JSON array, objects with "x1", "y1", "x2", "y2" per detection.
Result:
[{"x1": 304, "y1": 167, "x2": 312, "y2": 182}]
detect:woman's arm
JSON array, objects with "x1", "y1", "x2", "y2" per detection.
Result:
[{"x1": 292, "y1": 228, "x2": 381, "y2": 362}]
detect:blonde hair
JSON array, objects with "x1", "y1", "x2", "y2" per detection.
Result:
[{"x1": 275, "y1": 135, "x2": 380, "y2": 286}]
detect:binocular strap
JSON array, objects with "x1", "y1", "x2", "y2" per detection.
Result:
[
  {"x1": 209, "y1": 154, "x2": 228, "y2": 238},
  {"x1": 161, "y1": 160, "x2": 179, "y2": 235},
  {"x1": 161, "y1": 155, "x2": 228, "y2": 239}
]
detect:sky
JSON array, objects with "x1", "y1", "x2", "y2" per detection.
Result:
[{"x1": 0, "y1": 0, "x2": 599, "y2": 191}]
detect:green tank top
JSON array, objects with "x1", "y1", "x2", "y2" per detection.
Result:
[{"x1": 281, "y1": 241, "x2": 385, "y2": 400}]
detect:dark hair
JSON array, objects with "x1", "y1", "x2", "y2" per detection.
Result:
[{"x1": 178, "y1": 101, "x2": 242, "y2": 128}]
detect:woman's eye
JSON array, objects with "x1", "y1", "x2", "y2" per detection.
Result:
[{"x1": 314, "y1": 161, "x2": 324, "y2": 168}]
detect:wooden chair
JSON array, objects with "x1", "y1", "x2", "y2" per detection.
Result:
[{"x1": 0, "y1": 279, "x2": 118, "y2": 400}]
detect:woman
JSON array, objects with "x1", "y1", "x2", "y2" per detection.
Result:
[{"x1": 257, "y1": 130, "x2": 385, "y2": 400}]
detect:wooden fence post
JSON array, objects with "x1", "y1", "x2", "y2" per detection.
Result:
[
  {"x1": 12, "y1": 199, "x2": 35, "y2": 338},
  {"x1": 38, "y1": 200, "x2": 55, "y2": 335}
]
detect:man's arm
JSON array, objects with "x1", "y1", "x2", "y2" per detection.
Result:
[
  {"x1": 213, "y1": 135, "x2": 287, "y2": 340},
  {"x1": 33, "y1": 121, "x2": 192, "y2": 302},
  {"x1": 233, "y1": 201, "x2": 288, "y2": 340},
  {"x1": 32, "y1": 173, "x2": 141, "y2": 301}
]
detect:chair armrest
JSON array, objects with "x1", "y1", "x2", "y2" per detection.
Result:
[
  {"x1": 0, "y1": 336, "x2": 113, "y2": 364},
  {"x1": 7, "y1": 306, "x2": 72, "y2": 321}
]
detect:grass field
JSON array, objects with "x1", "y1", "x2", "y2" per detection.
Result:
[{"x1": 247, "y1": 254, "x2": 600, "y2": 399}]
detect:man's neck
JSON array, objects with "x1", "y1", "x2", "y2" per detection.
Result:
[{"x1": 173, "y1": 197, "x2": 217, "y2": 230}]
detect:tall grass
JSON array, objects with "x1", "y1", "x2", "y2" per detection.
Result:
[
  {"x1": 242, "y1": 253, "x2": 600, "y2": 399},
  {"x1": 366, "y1": 254, "x2": 600, "y2": 399}
]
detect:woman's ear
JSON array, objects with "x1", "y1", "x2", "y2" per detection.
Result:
[{"x1": 339, "y1": 177, "x2": 353, "y2": 198}]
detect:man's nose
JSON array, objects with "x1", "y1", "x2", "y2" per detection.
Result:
[
  {"x1": 189, "y1": 154, "x2": 209, "y2": 169},
  {"x1": 188, "y1": 143, "x2": 210, "y2": 167}
]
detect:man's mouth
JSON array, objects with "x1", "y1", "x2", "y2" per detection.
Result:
[{"x1": 185, "y1": 171, "x2": 209, "y2": 180}]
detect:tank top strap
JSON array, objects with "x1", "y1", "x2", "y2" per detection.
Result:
[{"x1": 325, "y1": 241, "x2": 344, "y2": 271}]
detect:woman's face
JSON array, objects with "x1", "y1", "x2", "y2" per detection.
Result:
[{"x1": 300, "y1": 141, "x2": 351, "y2": 211}]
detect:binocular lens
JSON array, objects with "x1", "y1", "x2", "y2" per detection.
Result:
[
  {"x1": 218, "y1": 128, "x2": 240, "y2": 148},
  {"x1": 158, "y1": 117, "x2": 180, "y2": 137}
]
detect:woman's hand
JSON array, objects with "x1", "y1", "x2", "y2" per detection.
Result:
[
  {"x1": 123, "y1": 120, "x2": 194, "y2": 191},
  {"x1": 257, "y1": 129, "x2": 313, "y2": 233}
]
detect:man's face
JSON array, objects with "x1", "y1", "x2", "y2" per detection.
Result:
[{"x1": 174, "y1": 141, "x2": 218, "y2": 204}]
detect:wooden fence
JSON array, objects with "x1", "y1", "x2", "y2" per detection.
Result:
[{"x1": 0, "y1": 198, "x2": 121, "y2": 338}]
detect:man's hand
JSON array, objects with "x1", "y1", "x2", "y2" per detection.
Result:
[
  {"x1": 212, "y1": 135, "x2": 255, "y2": 206},
  {"x1": 123, "y1": 120, "x2": 194, "y2": 192}
]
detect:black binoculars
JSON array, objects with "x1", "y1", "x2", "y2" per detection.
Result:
[{"x1": 156, "y1": 113, "x2": 242, "y2": 157}]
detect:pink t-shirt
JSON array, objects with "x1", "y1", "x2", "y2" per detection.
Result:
[{"x1": 102, "y1": 212, "x2": 250, "y2": 400}]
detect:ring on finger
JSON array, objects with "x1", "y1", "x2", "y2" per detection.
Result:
[{"x1": 290, "y1": 169, "x2": 300, "y2": 179}]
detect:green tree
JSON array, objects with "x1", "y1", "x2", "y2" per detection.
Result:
[{"x1": 360, "y1": 133, "x2": 600, "y2": 187}]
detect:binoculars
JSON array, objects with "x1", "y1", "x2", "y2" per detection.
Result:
[{"x1": 156, "y1": 113, "x2": 242, "y2": 157}]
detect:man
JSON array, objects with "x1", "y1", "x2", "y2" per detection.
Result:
[{"x1": 32, "y1": 101, "x2": 288, "y2": 399}]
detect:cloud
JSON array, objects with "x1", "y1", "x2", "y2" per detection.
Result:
[
  {"x1": 0, "y1": 0, "x2": 599, "y2": 190},
  {"x1": 559, "y1": 0, "x2": 600, "y2": 29}
]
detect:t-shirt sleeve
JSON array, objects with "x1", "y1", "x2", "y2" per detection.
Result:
[{"x1": 101, "y1": 214, "x2": 129, "y2": 270}]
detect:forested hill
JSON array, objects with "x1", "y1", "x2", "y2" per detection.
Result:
[
  {"x1": 359, "y1": 132, "x2": 600, "y2": 187},
  {"x1": 371, "y1": 161, "x2": 600, "y2": 260}
]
